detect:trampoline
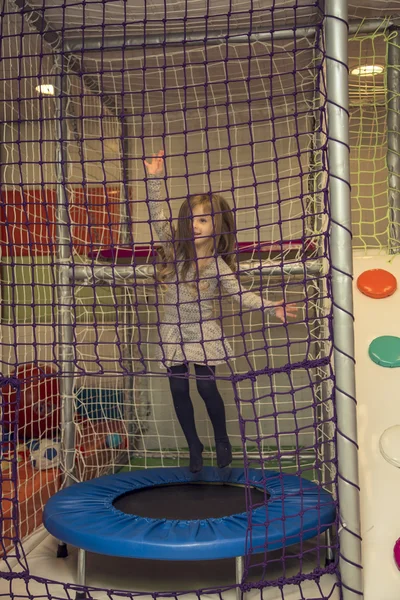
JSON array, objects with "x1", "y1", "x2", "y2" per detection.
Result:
[{"x1": 44, "y1": 467, "x2": 336, "y2": 599}]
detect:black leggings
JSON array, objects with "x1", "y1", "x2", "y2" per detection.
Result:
[{"x1": 167, "y1": 364, "x2": 228, "y2": 449}]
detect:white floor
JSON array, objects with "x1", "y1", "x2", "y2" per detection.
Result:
[
  {"x1": 2, "y1": 253, "x2": 399, "y2": 599},
  {"x1": 3, "y1": 532, "x2": 339, "y2": 600},
  {"x1": 353, "y1": 254, "x2": 400, "y2": 600}
]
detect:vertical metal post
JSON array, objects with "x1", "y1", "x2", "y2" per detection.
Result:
[
  {"x1": 0, "y1": 122, "x2": 3, "y2": 352},
  {"x1": 235, "y1": 556, "x2": 244, "y2": 600},
  {"x1": 75, "y1": 548, "x2": 87, "y2": 600},
  {"x1": 119, "y1": 118, "x2": 138, "y2": 457},
  {"x1": 307, "y1": 24, "x2": 335, "y2": 564},
  {"x1": 325, "y1": 2, "x2": 363, "y2": 599},
  {"x1": 387, "y1": 29, "x2": 400, "y2": 254},
  {"x1": 120, "y1": 118, "x2": 134, "y2": 247},
  {"x1": 55, "y1": 54, "x2": 76, "y2": 489}
]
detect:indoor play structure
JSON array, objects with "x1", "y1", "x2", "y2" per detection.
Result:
[{"x1": 1, "y1": 1, "x2": 400, "y2": 600}]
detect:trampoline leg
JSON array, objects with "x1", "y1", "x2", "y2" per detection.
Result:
[
  {"x1": 235, "y1": 556, "x2": 244, "y2": 600},
  {"x1": 57, "y1": 541, "x2": 68, "y2": 558},
  {"x1": 325, "y1": 527, "x2": 335, "y2": 565},
  {"x1": 75, "y1": 548, "x2": 87, "y2": 600}
]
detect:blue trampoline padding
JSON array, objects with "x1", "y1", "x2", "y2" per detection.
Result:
[{"x1": 43, "y1": 467, "x2": 336, "y2": 561}]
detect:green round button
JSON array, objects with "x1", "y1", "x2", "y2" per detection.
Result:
[{"x1": 368, "y1": 335, "x2": 400, "y2": 367}]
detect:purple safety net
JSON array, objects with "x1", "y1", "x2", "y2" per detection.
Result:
[{"x1": 0, "y1": 0, "x2": 346, "y2": 599}]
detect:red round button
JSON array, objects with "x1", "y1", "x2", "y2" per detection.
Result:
[{"x1": 357, "y1": 269, "x2": 397, "y2": 299}]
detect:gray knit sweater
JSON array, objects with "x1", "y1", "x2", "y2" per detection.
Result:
[{"x1": 147, "y1": 178, "x2": 273, "y2": 367}]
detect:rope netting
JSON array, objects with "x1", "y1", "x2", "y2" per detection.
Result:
[
  {"x1": 0, "y1": 0, "x2": 382, "y2": 599},
  {"x1": 350, "y1": 27, "x2": 391, "y2": 250}
]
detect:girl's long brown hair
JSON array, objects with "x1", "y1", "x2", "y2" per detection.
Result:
[{"x1": 156, "y1": 193, "x2": 236, "y2": 286}]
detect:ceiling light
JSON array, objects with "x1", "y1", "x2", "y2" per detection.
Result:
[
  {"x1": 351, "y1": 65, "x2": 384, "y2": 77},
  {"x1": 35, "y1": 84, "x2": 55, "y2": 95}
]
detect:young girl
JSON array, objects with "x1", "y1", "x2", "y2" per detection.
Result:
[{"x1": 144, "y1": 150, "x2": 297, "y2": 473}]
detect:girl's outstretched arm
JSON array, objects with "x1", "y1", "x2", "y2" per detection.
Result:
[
  {"x1": 144, "y1": 150, "x2": 173, "y2": 242},
  {"x1": 216, "y1": 257, "x2": 297, "y2": 323}
]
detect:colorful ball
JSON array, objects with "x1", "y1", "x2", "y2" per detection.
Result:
[
  {"x1": 394, "y1": 538, "x2": 400, "y2": 570},
  {"x1": 105, "y1": 433, "x2": 122, "y2": 449},
  {"x1": 29, "y1": 438, "x2": 61, "y2": 470},
  {"x1": 3, "y1": 364, "x2": 60, "y2": 440}
]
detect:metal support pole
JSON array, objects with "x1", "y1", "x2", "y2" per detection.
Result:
[
  {"x1": 55, "y1": 56, "x2": 76, "y2": 490},
  {"x1": 235, "y1": 556, "x2": 244, "y2": 600},
  {"x1": 387, "y1": 29, "x2": 400, "y2": 254},
  {"x1": 65, "y1": 19, "x2": 394, "y2": 53},
  {"x1": 71, "y1": 259, "x2": 324, "y2": 284},
  {"x1": 119, "y1": 118, "x2": 138, "y2": 457},
  {"x1": 306, "y1": 23, "x2": 334, "y2": 494},
  {"x1": 120, "y1": 119, "x2": 134, "y2": 247},
  {"x1": 307, "y1": 32, "x2": 336, "y2": 562},
  {"x1": 325, "y1": 2, "x2": 363, "y2": 599},
  {"x1": 75, "y1": 548, "x2": 87, "y2": 600}
]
